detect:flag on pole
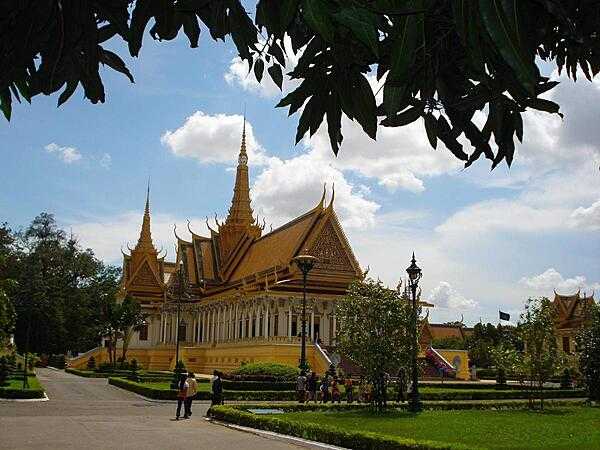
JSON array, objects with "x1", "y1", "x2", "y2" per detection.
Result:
[{"x1": 499, "y1": 311, "x2": 510, "y2": 321}]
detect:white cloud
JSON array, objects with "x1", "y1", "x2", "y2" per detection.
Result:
[
  {"x1": 99, "y1": 153, "x2": 112, "y2": 169},
  {"x1": 45, "y1": 143, "x2": 82, "y2": 164},
  {"x1": 224, "y1": 57, "x2": 282, "y2": 98},
  {"x1": 570, "y1": 200, "x2": 600, "y2": 231},
  {"x1": 69, "y1": 212, "x2": 208, "y2": 264},
  {"x1": 160, "y1": 111, "x2": 269, "y2": 165},
  {"x1": 520, "y1": 268, "x2": 600, "y2": 294},
  {"x1": 252, "y1": 153, "x2": 380, "y2": 229},
  {"x1": 161, "y1": 111, "x2": 380, "y2": 230},
  {"x1": 429, "y1": 281, "x2": 479, "y2": 310}
]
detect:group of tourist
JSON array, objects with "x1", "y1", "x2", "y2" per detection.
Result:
[
  {"x1": 296, "y1": 371, "x2": 356, "y2": 404},
  {"x1": 174, "y1": 370, "x2": 224, "y2": 420},
  {"x1": 296, "y1": 368, "x2": 412, "y2": 405}
]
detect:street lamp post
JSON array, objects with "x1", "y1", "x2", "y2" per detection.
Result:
[
  {"x1": 406, "y1": 252, "x2": 423, "y2": 412},
  {"x1": 169, "y1": 260, "x2": 187, "y2": 388},
  {"x1": 292, "y1": 254, "x2": 318, "y2": 372}
]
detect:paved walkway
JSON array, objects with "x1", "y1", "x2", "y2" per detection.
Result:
[{"x1": 0, "y1": 369, "x2": 313, "y2": 450}]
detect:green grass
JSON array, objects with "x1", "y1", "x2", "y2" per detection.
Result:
[
  {"x1": 3, "y1": 376, "x2": 42, "y2": 390},
  {"x1": 0, "y1": 376, "x2": 45, "y2": 398},
  {"x1": 278, "y1": 407, "x2": 600, "y2": 449}
]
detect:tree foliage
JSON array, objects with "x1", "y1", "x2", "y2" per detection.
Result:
[
  {"x1": 4, "y1": 213, "x2": 122, "y2": 356},
  {"x1": 335, "y1": 278, "x2": 412, "y2": 409},
  {"x1": 466, "y1": 322, "x2": 523, "y2": 368},
  {"x1": 519, "y1": 297, "x2": 559, "y2": 409},
  {"x1": 2, "y1": 1, "x2": 600, "y2": 167},
  {"x1": 577, "y1": 300, "x2": 600, "y2": 402},
  {"x1": 0, "y1": 224, "x2": 17, "y2": 347}
]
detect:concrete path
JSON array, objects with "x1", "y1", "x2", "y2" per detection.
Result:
[{"x1": 0, "y1": 369, "x2": 314, "y2": 450}]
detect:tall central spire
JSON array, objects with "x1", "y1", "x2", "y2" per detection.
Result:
[
  {"x1": 225, "y1": 115, "x2": 254, "y2": 227},
  {"x1": 136, "y1": 181, "x2": 156, "y2": 252}
]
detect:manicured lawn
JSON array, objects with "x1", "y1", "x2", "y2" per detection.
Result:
[
  {"x1": 3, "y1": 376, "x2": 42, "y2": 390},
  {"x1": 0, "y1": 376, "x2": 45, "y2": 399},
  {"x1": 279, "y1": 407, "x2": 600, "y2": 449}
]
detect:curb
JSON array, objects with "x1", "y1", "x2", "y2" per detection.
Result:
[
  {"x1": 206, "y1": 417, "x2": 347, "y2": 449},
  {"x1": 0, "y1": 392, "x2": 49, "y2": 403}
]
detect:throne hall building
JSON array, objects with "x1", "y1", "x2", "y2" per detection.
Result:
[{"x1": 73, "y1": 124, "x2": 363, "y2": 374}]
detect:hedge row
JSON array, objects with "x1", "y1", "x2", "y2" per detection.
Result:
[
  {"x1": 222, "y1": 380, "x2": 295, "y2": 391},
  {"x1": 108, "y1": 377, "x2": 296, "y2": 401},
  {"x1": 66, "y1": 368, "x2": 180, "y2": 382},
  {"x1": 420, "y1": 382, "x2": 562, "y2": 391},
  {"x1": 208, "y1": 405, "x2": 471, "y2": 450},
  {"x1": 0, "y1": 387, "x2": 45, "y2": 399},
  {"x1": 421, "y1": 389, "x2": 585, "y2": 401}
]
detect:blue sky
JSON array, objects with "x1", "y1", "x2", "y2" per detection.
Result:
[{"x1": 1, "y1": 25, "x2": 599, "y2": 325}]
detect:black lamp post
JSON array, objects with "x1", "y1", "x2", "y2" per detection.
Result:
[
  {"x1": 292, "y1": 254, "x2": 318, "y2": 372},
  {"x1": 406, "y1": 252, "x2": 422, "y2": 412},
  {"x1": 169, "y1": 260, "x2": 187, "y2": 388}
]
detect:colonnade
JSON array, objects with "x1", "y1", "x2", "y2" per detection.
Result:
[{"x1": 155, "y1": 295, "x2": 337, "y2": 347}]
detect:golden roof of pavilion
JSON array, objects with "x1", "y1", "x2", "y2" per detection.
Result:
[{"x1": 121, "y1": 121, "x2": 363, "y2": 303}]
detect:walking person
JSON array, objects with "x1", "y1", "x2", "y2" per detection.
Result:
[
  {"x1": 307, "y1": 372, "x2": 318, "y2": 403},
  {"x1": 396, "y1": 367, "x2": 407, "y2": 403},
  {"x1": 296, "y1": 371, "x2": 307, "y2": 403},
  {"x1": 175, "y1": 374, "x2": 189, "y2": 420},
  {"x1": 331, "y1": 378, "x2": 341, "y2": 403},
  {"x1": 185, "y1": 372, "x2": 198, "y2": 417},
  {"x1": 211, "y1": 370, "x2": 223, "y2": 406},
  {"x1": 344, "y1": 373, "x2": 354, "y2": 403}
]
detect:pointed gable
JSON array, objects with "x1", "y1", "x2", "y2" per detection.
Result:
[
  {"x1": 305, "y1": 214, "x2": 359, "y2": 275},
  {"x1": 128, "y1": 258, "x2": 163, "y2": 290}
]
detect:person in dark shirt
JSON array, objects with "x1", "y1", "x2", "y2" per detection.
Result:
[{"x1": 211, "y1": 370, "x2": 223, "y2": 406}]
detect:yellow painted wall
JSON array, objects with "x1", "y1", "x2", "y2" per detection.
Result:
[
  {"x1": 69, "y1": 342, "x2": 330, "y2": 375},
  {"x1": 436, "y1": 349, "x2": 470, "y2": 380}
]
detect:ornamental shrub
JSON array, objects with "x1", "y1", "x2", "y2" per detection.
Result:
[
  {"x1": 128, "y1": 359, "x2": 140, "y2": 382},
  {"x1": 0, "y1": 356, "x2": 8, "y2": 385},
  {"x1": 87, "y1": 356, "x2": 96, "y2": 370},
  {"x1": 230, "y1": 362, "x2": 298, "y2": 381}
]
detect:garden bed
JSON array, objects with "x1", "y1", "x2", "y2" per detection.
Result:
[
  {"x1": 0, "y1": 376, "x2": 45, "y2": 399},
  {"x1": 208, "y1": 403, "x2": 600, "y2": 449},
  {"x1": 107, "y1": 377, "x2": 583, "y2": 403},
  {"x1": 108, "y1": 377, "x2": 296, "y2": 401}
]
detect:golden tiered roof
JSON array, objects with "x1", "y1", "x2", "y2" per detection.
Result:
[
  {"x1": 121, "y1": 184, "x2": 166, "y2": 301},
  {"x1": 553, "y1": 290, "x2": 595, "y2": 330},
  {"x1": 123, "y1": 122, "x2": 363, "y2": 304}
]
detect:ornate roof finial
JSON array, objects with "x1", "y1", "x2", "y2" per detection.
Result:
[
  {"x1": 327, "y1": 182, "x2": 335, "y2": 209},
  {"x1": 135, "y1": 181, "x2": 156, "y2": 252}
]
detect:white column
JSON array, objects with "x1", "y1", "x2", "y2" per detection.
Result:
[
  {"x1": 288, "y1": 304, "x2": 292, "y2": 337},
  {"x1": 264, "y1": 304, "x2": 269, "y2": 338},
  {"x1": 310, "y1": 307, "x2": 314, "y2": 341}
]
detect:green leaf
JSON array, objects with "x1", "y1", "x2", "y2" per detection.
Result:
[
  {"x1": 0, "y1": 89, "x2": 11, "y2": 121},
  {"x1": 181, "y1": 13, "x2": 200, "y2": 48},
  {"x1": 326, "y1": 95, "x2": 343, "y2": 155},
  {"x1": 99, "y1": 48, "x2": 135, "y2": 83},
  {"x1": 353, "y1": 74, "x2": 377, "y2": 139},
  {"x1": 280, "y1": 0, "x2": 301, "y2": 32},
  {"x1": 424, "y1": 113, "x2": 437, "y2": 149},
  {"x1": 254, "y1": 59, "x2": 265, "y2": 83},
  {"x1": 381, "y1": 106, "x2": 421, "y2": 127},
  {"x1": 479, "y1": 0, "x2": 536, "y2": 95},
  {"x1": 129, "y1": 0, "x2": 156, "y2": 56},
  {"x1": 333, "y1": 6, "x2": 379, "y2": 56},
  {"x1": 513, "y1": 111, "x2": 523, "y2": 142},
  {"x1": 268, "y1": 64, "x2": 284, "y2": 90},
  {"x1": 302, "y1": 0, "x2": 335, "y2": 42},
  {"x1": 527, "y1": 98, "x2": 562, "y2": 117},
  {"x1": 57, "y1": 80, "x2": 79, "y2": 107}
]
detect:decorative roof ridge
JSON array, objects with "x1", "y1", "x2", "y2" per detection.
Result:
[
  {"x1": 251, "y1": 204, "x2": 323, "y2": 243},
  {"x1": 326, "y1": 208, "x2": 362, "y2": 275}
]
